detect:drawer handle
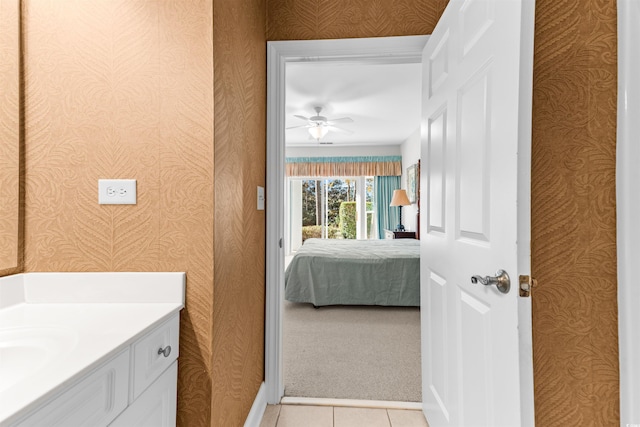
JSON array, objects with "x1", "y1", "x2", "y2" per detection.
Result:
[{"x1": 158, "y1": 345, "x2": 172, "y2": 358}]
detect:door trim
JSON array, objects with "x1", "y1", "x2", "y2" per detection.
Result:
[
  {"x1": 516, "y1": 0, "x2": 536, "y2": 425},
  {"x1": 265, "y1": 36, "x2": 429, "y2": 404},
  {"x1": 617, "y1": 1, "x2": 640, "y2": 425}
]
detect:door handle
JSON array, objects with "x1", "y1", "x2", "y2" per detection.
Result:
[{"x1": 471, "y1": 269, "x2": 511, "y2": 294}]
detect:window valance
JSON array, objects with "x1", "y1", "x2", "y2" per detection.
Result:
[{"x1": 285, "y1": 156, "x2": 402, "y2": 177}]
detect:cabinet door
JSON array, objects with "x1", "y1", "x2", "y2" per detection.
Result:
[
  {"x1": 131, "y1": 315, "x2": 179, "y2": 400},
  {"x1": 13, "y1": 350, "x2": 130, "y2": 427},
  {"x1": 109, "y1": 362, "x2": 177, "y2": 427}
]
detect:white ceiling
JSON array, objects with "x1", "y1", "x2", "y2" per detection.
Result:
[{"x1": 285, "y1": 61, "x2": 422, "y2": 147}]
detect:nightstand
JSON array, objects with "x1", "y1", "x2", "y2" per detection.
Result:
[{"x1": 384, "y1": 229, "x2": 416, "y2": 239}]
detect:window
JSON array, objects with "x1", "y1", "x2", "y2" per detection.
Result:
[
  {"x1": 365, "y1": 177, "x2": 375, "y2": 239},
  {"x1": 288, "y1": 176, "x2": 374, "y2": 253}
]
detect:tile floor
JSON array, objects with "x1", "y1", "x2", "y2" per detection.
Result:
[{"x1": 259, "y1": 405, "x2": 429, "y2": 427}]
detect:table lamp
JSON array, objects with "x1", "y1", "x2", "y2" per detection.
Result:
[{"x1": 390, "y1": 189, "x2": 411, "y2": 231}]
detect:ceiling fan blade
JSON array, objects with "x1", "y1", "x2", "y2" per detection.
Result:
[
  {"x1": 328, "y1": 126, "x2": 354, "y2": 135},
  {"x1": 327, "y1": 117, "x2": 353, "y2": 124},
  {"x1": 294, "y1": 115, "x2": 310, "y2": 121},
  {"x1": 286, "y1": 124, "x2": 310, "y2": 130}
]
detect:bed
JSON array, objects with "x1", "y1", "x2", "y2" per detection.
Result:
[{"x1": 284, "y1": 238, "x2": 420, "y2": 307}]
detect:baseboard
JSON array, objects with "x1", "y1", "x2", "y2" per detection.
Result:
[
  {"x1": 281, "y1": 396, "x2": 422, "y2": 411},
  {"x1": 244, "y1": 382, "x2": 267, "y2": 427}
]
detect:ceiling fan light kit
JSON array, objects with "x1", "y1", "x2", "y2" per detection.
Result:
[
  {"x1": 287, "y1": 106, "x2": 354, "y2": 142},
  {"x1": 309, "y1": 124, "x2": 329, "y2": 141}
]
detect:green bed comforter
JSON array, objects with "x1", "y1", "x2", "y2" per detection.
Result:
[{"x1": 284, "y1": 238, "x2": 420, "y2": 307}]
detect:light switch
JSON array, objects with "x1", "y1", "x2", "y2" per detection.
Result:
[{"x1": 257, "y1": 186, "x2": 265, "y2": 210}]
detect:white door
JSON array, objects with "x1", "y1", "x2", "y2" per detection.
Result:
[{"x1": 420, "y1": 0, "x2": 533, "y2": 426}]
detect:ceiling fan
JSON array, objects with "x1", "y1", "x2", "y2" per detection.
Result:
[{"x1": 286, "y1": 106, "x2": 354, "y2": 141}]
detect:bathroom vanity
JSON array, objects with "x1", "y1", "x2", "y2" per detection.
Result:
[{"x1": 0, "y1": 272, "x2": 185, "y2": 427}]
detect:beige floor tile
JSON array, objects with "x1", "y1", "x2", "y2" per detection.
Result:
[
  {"x1": 277, "y1": 405, "x2": 333, "y2": 427},
  {"x1": 260, "y1": 405, "x2": 281, "y2": 427},
  {"x1": 387, "y1": 409, "x2": 429, "y2": 427},
  {"x1": 334, "y1": 407, "x2": 391, "y2": 427}
]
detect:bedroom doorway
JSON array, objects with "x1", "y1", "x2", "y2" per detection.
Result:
[{"x1": 266, "y1": 36, "x2": 428, "y2": 406}]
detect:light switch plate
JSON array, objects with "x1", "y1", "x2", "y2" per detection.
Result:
[
  {"x1": 257, "y1": 186, "x2": 265, "y2": 210},
  {"x1": 98, "y1": 179, "x2": 137, "y2": 205}
]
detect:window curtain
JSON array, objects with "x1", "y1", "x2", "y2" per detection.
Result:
[
  {"x1": 286, "y1": 156, "x2": 402, "y2": 177},
  {"x1": 375, "y1": 176, "x2": 401, "y2": 239}
]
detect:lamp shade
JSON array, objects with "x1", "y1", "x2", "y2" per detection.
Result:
[{"x1": 390, "y1": 189, "x2": 411, "y2": 206}]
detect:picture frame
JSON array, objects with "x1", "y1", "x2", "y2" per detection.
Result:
[{"x1": 407, "y1": 164, "x2": 417, "y2": 204}]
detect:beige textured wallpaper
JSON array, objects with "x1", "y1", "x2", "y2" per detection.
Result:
[
  {"x1": 0, "y1": 0, "x2": 20, "y2": 273},
  {"x1": 21, "y1": 1, "x2": 215, "y2": 425},
  {"x1": 212, "y1": 0, "x2": 267, "y2": 425},
  {"x1": 531, "y1": 0, "x2": 619, "y2": 425},
  {"x1": 267, "y1": 0, "x2": 448, "y2": 40}
]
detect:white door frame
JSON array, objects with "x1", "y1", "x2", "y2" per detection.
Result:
[
  {"x1": 516, "y1": 1, "x2": 536, "y2": 424},
  {"x1": 265, "y1": 35, "x2": 429, "y2": 404},
  {"x1": 617, "y1": 1, "x2": 640, "y2": 425}
]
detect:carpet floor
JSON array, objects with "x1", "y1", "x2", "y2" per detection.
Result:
[{"x1": 283, "y1": 300, "x2": 422, "y2": 402}]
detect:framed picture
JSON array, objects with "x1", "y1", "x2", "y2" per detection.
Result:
[{"x1": 407, "y1": 164, "x2": 417, "y2": 203}]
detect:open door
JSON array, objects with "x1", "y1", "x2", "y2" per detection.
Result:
[{"x1": 420, "y1": 0, "x2": 534, "y2": 426}]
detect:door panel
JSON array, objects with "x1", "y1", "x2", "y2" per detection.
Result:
[
  {"x1": 420, "y1": 1, "x2": 530, "y2": 426},
  {"x1": 457, "y1": 66, "x2": 491, "y2": 242},
  {"x1": 427, "y1": 107, "x2": 447, "y2": 234},
  {"x1": 459, "y1": 289, "x2": 492, "y2": 425},
  {"x1": 460, "y1": 0, "x2": 494, "y2": 57},
  {"x1": 428, "y1": 32, "x2": 450, "y2": 96},
  {"x1": 426, "y1": 271, "x2": 450, "y2": 420}
]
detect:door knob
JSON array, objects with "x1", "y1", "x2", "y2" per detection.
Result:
[{"x1": 470, "y1": 269, "x2": 511, "y2": 294}]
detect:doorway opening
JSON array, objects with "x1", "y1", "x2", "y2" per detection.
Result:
[{"x1": 266, "y1": 36, "x2": 428, "y2": 406}]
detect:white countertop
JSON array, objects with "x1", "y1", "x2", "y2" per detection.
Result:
[{"x1": 0, "y1": 273, "x2": 185, "y2": 424}]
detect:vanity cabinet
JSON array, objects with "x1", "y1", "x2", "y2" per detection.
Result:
[
  {"x1": 10, "y1": 314, "x2": 180, "y2": 427},
  {"x1": 110, "y1": 362, "x2": 177, "y2": 427},
  {"x1": 12, "y1": 350, "x2": 131, "y2": 427}
]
